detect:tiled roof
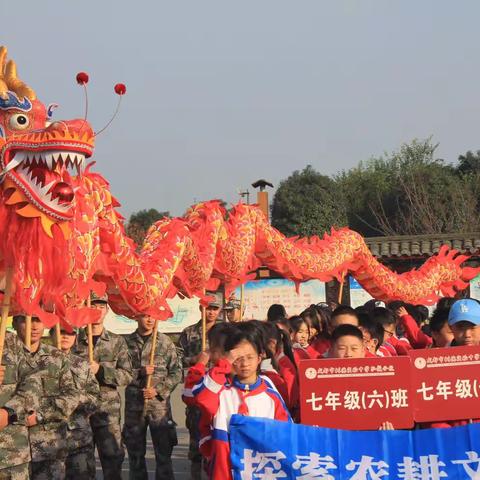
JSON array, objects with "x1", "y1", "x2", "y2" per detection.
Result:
[{"x1": 365, "y1": 233, "x2": 480, "y2": 258}]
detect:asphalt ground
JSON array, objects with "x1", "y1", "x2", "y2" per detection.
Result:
[{"x1": 96, "y1": 385, "x2": 194, "y2": 479}]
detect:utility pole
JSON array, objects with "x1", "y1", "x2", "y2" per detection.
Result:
[{"x1": 238, "y1": 189, "x2": 250, "y2": 204}]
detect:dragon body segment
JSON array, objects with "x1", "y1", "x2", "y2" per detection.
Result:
[{"x1": 0, "y1": 46, "x2": 476, "y2": 326}]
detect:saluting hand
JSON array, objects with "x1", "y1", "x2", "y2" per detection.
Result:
[
  {"x1": 143, "y1": 387, "x2": 156, "y2": 400},
  {"x1": 225, "y1": 346, "x2": 246, "y2": 365}
]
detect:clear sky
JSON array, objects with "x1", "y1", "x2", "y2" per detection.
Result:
[{"x1": 2, "y1": 1, "x2": 479, "y2": 217}]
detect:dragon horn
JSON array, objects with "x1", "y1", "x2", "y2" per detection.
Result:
[
  {"x1": 0, "y1": 47, "x2": 8, "y2": 99},
  {"x1": 4, "y1": 59, "x2": 36, "y2": 101}
]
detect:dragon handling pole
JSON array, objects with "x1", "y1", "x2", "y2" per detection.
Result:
[
  {"x1": 0, "y1": 268, "x2": 13, "y2": 362},
  {"x1": 25, "y1": 315, "x2": 31, "y2": 351},
  {"x1": 144, "y1": 318, "x2": 159, "y2": 410}
]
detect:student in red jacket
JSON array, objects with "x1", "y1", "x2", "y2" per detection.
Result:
[
  {"x1": 230, "y1": 320, "x2": 291, "y2": 411},
  {"x1": 193, "y1": 328, "x2": 291, "y2": 480},
  {"x1": 371, "y1": 307, "x2": 412, "y2": 356},
  {"x1": 310, "y1": 306, "x2": 359, "y2": 357},
  {"x1": 289, "y1": 316, "x2": 313, "y2": 365},
  {"x1": 256, "y1": 321, "x2": 290, "y2": 409},
  {"x1": 328, "y1": 324, "x2": 394, "y2": 430},
  {"x1": 182, "y1": 322, "x2": 234, "y2": 460},
  {"x1": 358, "y1": 312, "x2": 385, "y2": 357},
  {"x1": 268, "y1": 319, "x2": 300, "y2": 416},
  {"x1": 300, "y1": 305, "x2": 331, "y2": 358},
  {"x1": 422, "y1": 298, "x2": 480, "y2": 429},
  {"x1": 329, "y1": 324, "x2": 366, "y2": 359},
  {"x1": 398, "y1": 305, "x2": 454, "y2": 349}
]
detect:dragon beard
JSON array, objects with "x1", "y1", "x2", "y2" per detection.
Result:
[{"x1": 0, "y1": 200, "x2": 71, "y2": 315}]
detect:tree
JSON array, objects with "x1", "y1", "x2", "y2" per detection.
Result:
[
  {"x1": 126, "y1": 208, "x2": 169, "y2": 246},
  {"x1": 271, "y1": 165, "x2": 347, "y2": 237},
  {"x1": 338, "y1": 138, "x2": 480, "y2": 236},
  {"x1": 458, "y1": 150, "x2": 480, "y2": 175}
]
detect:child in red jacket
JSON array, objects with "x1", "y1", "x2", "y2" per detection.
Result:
[
  {"x1": 421, "y1": 299, "x2": 480, "y2": 429},
  {"x1": 398, "y1": 305, "x2": 454, "y2": 349},
  {"x1": 289, "y1": 316, "x2": 313, "y2": 366},
  {"x1": 182, "y1": 322, "x2": 233, "y2": 458},
  {"x1": 371, "y1": 306, "x2": 412, "y2": 356},
  {"x1": 193, "y1": 328, "x2": 291, "y2": 480}
]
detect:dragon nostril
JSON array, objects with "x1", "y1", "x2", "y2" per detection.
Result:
[{"x1": 51, "y1": 182, "x2": 74, "y2": 203}]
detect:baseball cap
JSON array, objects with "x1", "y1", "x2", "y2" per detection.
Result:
[{"x1": 448, "y1": 299, "x2": 480, "y2": 326}]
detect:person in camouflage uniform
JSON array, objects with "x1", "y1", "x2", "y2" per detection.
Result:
[
  {"x1": 0, "y1": 331, "x2": 39, "y2": 480},
  {"x1": 12, "y1": 315, "x2": 78, "y2": 480},
  {"x1": 178, "y1": 293, "x2": 223, "y2": 480},
  {"x1": 73, "y1": 293, "x2": 133, "y2": 480},
  {"x1": 50, "y1": 327, "x2": 100, "y2": 480},
  {"x1": 123, "y1": 314, "x2": 182, "y2": 480}
]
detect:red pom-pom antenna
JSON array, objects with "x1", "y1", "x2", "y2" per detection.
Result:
[
  {"x1": 95, "y1": 83, "x2": 127, "y2": 136},
  {"x1": 76, "y1": 72, "x2": 90, "y2": 128},
  {"x1": 76, "y1": 72, "x2": 89, "y2": 85},
  {"x1": 114, "y1": 83, "x2": 126, "y2": 95}
]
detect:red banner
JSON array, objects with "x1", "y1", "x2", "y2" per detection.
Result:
[
  {"x1": 410, "y1": 345, "x2": 480, "y2": 423},
  {"x1": 298, "y1": 357, "x2": 414, "y2": 430}
]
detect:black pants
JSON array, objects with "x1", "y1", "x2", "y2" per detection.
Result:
[
  {"x1": 92, "y1": 422, "x2": 125, "y2": 480},
  {"x1": 123, "y1": 414, "x2": 178, "y2": 480}
]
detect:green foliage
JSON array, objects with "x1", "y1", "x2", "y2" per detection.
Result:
[
  {"x1": 126, "y1": 208, "x2": 169, "y2": 246},
  {"x1": 458, "y1": 150, "x2": 480, "y2": 175},
  {"x1": 276, "y1": 139, "x2": 480, "y2": 238},
  {"x1": 271, "y1": 165, "x2": 347, "y2": 237},
  {"x1": 336, "y1": 138, "x2": 453, "y2": 235}
]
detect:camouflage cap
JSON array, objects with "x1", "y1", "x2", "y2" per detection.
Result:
[
  {"x1": 90, "y1": 291, "x2": 108, "y2": 304},
  {"x1": 206, "y1": 291, "x2": 222, "y2": 308},
  {"x1": 224, "y1": 300, "x2": 240, "y2": 310}
]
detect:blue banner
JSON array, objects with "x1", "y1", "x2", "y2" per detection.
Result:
[{"x1": 230, "y1": 415, "x2": 480, "y2": 479}]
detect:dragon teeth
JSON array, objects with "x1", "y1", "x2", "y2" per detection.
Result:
[{"x1": 10, "y1": 149, "x2": 87, "y2": 178}]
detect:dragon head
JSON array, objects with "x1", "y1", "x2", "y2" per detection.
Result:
[{"x1": 0, "y1": 46, "x2": 94, "y2": 237}]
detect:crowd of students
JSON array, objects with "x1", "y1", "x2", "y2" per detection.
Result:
[
  {"x1": 182, "y1": 295, "x2": 480, "y2": 480},
  {"x1": 1, "y1": 292, "x2": 479, "y2": 479}
]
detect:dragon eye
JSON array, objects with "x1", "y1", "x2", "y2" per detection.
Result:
[{"x1": 9, "y1": 113, "x2": 31, "y2": 130}]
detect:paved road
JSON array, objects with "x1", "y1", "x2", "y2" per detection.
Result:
[{"x1": 96, "y1": 385, "x2": 193, "y2": 479}]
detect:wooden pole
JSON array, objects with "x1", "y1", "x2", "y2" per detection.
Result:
[
  {"x1": 145, "y1": 319, "x2": 159, "y2": 390},
  {"x1": 240, "y1": 284, "x2": 245, "y2": 321},
  {"x1": 338, "y1": 270, "x2": 346, "y2": 304},
  {"x1": 55, "y1": 322, "x2": 61, "y2": 349},
  {"x1": 201, "y1": 299, "x2": 207, "y2": 351},
  {"x1": 25, "y1": 315, "x2": 32, "y2": 351},
  {"x1": 0, "y1": 268, "x2": 14, "y2": 362},
  {"x1": 86, "y1": 296, "x2": 94, "y2": 363}
]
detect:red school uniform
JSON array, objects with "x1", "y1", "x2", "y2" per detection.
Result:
[
  {"x1": 309, "y1": 337, "x2": 331, "y2": 357},
  {"x1": 182, "y1": 362, "x2": 215, "y2": 457},
  {"x1": 377, "y1": 343, "x2": 395, "y2": 357},
  {"x1": 260, "y1": 358, "x2": 290, "y2": 409},
  {"x1": 387, "y1": 334, "x2": 413, "y2": 356},
  {"x1": 400, "y1": 312, "x2": 433, "y2": 349},
  {"x1": 193, "y1": 358, "x2": 290, "y2": 480},
  {"x1": 292, "y1": 345, "x2": 312, "y2": 367},
  {"x1": 276, "y1": 352, "x2": 299, "y2": 412}
]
